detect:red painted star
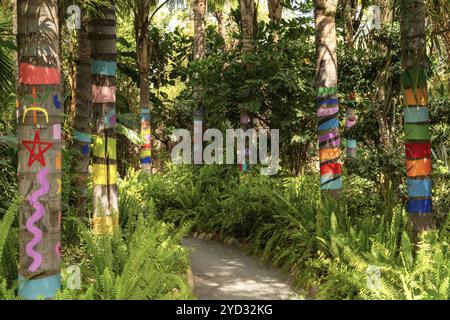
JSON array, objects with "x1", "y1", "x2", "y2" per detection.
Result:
[{"x1": 22, "y1": 130, "x2": 53, "y2": 167}]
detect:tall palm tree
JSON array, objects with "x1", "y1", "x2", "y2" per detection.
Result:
[
  {"x1": 117, "y1": 0, "x2": 171, "y2": 173},
  {"x1": 209, "y1": 0, "x2": 227, "y2": 48},
  {"x1": 73, "y1": 7, "x2": 92, "y2": 217},
  {"x1": 314, "y1": 0, "x2": 342, "y2": 196},
  {"x1": 400, "y1": 0, "x2": 433, "y2": 231},
  {"x1": 89, "y1": 0, "x2": 119, "y2": 234},
  {"x1": 17, "y1": 0, "x2": 62, "y2": 299},
  {"x1": 239, "y1": 0, "x2": 255, "y2": 172},
  {"x1": 192, "y1": 0, "x2": 207, "y2": 165},
  {"x1": 193, "y1": 0, "x2": 206, "y2": 59}
]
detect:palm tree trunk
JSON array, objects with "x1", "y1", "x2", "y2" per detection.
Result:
[
  {"x1": 193, "y1": 0, "x2": 207, "y2": 165},
  {"x1": 73, "y1": 12, "x2": 92, "y2": 217},
  {"x1": 345, "y1": 95, "x2": 357, "y2": 158},
  {"x1": 400, "y1": 0, "x2": 433, "y2": 231},
  {"x1": 193, "y1": 0, "x2": 206, "y2": 60},
  {"x1": 239, "y1": 0, "x2": 255, "y2": 173},
  {"x1": 240, "y1": 0, "x2": 255, "y2": 53},
  {"x1": 343, "y1": 0, "x2": 357, "y2": 159},
  {"x1": 17, "y1": 0, "x2": 62, "y2": 299},
  {"x1": 136, "y1": 3, "x2": 152, "y2": 173},
  {"x1": 314, "y1": 0, "x2": 342, "y2": 197},
  {"x1": 214, "y1": 10, "x2": 227, "y2": 50},
  {"x1": 268, "y1": 0, "x2": 282, "y2": 22},
  {"x1": 89, "y1": 1, "x2": 119, "y2": 235},
  {"x1": 344, "y1": 0, "x2": 353, "y2": 45}
]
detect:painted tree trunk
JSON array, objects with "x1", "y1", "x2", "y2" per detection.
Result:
[
  {"x1": 268, "y1": 0, "x2": 282, "y2": 23},
  {"x1": 314, "y1": 0, "x2": 342, "y2": 196},
  {"x1": 345, "y1": 94, "x2": 357, "y2": 158},
  {"x1": 89, "y1": 1, "x2": 119, "y2": 235},
  {"x1": 193, "y1": 0, "x2": 207, "y2": 165},
  {"x1": 136, "y1": 5, "x2": 152, "y2": 172},
  {"x1": 343, "y1": 1, "x2": 356, "y2": 159},
  {"x1": 17, "y1": 0, "x2": 62, "y2": 299},
  {"x1": 400, "y1": 0, "x2": 433, "y2": 230},
  {"x1": 73, "y1": 12, "x2": 92, "y2": 217},
  {"x1": 239, "y1": 0, "x2": 256, "y2": 173}
]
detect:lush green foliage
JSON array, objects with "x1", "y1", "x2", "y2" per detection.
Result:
[
  {"x1": 0, "y1": 178, "x2": 193, "y2": 300},
  {"x1": 130, "y1": 165, "x2": 449, "y2": 300}
]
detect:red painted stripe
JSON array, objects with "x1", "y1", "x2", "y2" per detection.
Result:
[
  {"x1": 405, "y1": 142, "x2": 430, "y2": 159},
  {"x1": 320, "y1": 163, "x2": 341, "y2": 175},
  {"x1": 143, "y1": 143, "x2": 151, "y2": 149},
  {"x1": 19, "y1": 63, "x2": 60, "y2": 85}
]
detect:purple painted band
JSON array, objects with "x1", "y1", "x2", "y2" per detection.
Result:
[
  {"x1": 319, "y1": 132, "x2": 338, "y2": 143},
  {"x1": 317, "y1": 106, "x2": 339, "y2": 117}
]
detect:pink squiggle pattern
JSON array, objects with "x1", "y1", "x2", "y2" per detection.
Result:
[
  {"x1": 55, "y1": 242, "x2": 61, "y2": 259},
  {"x1": 26, "y1": 168, "x2": 50, "y2": 272}
]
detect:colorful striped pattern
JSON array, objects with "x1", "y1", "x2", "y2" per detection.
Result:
[
  {"x1": 90, "y1": 3, "x2": 119, "y2": 235},
  {"x1": 317, "y1": 87, "x2": 341, "y2": 191},
  {"x1": 345, "y1": 93, "x2": 357, "y2": 158},
  {"x1": 402, "y1": 72, "x2": 432, "y2": 218},
  {"x1": 140, "y1": 109, "x2": 152, "y2": 166}
]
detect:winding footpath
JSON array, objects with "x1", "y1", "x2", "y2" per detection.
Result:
[{"x1": 182, "y1": 237, "x2": 299, "y2": 300}]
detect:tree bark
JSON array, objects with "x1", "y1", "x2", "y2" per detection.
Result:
[
  {"x1": 344, "y1": 0, "x2": 353, "y2": 46},
  {"x1": 193, "y1": 0, "x2": 206, "y2": 60},
  {"x1": 214, "y1": 10, "x2": 227, "y2": 50},
  {"x1": 89, "y1": 0, "x2": 119, "y2": 235},
  {"x1": 314, "y1": 0, "x2": 342, "y2": 197},
  {"x1": 400, "y1": 0, "x2": 434, "y2": 231},
  {"x1": 17, "y1": 0, "x2": 62, "y2": 299},
  {"x1": 73, "y1": 11, "x2": 92, "y2": 217},
  {"x1": 240, "y1": 0, "x2": 255, "y2": 53},
  {"x1": 193, "y1": 0, "x2": 207, "y2": 166},
  {"x1": 268, "y1": 0, "x2": 282, "y2": 23},
  {"x1": 239, "y1": 0, "x2": 256, "y2": 173}
]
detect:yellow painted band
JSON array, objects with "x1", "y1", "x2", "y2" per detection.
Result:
[
  {"x1": 141, "y1": 149, "x2": 152, "y2": 157},
  {"x1": 93, "y1": 164, "x2": 117, "y2": 185},
  {"x1": 92, "y1": 215, "x2": 118, "y2": 235}
]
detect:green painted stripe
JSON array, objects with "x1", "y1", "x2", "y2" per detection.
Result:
[
  {"x1": 93, "y1": 136, "x2": 117, "y2": 160},
  {"x1": 91, "y1": 60, "x2": 117, "y2": 76},
  {"x1": 404, "y1": 107, "x2": 429, "y2": 123},
  {"x1": 317, "y1": 87, "x2": 337, "y2": 96},
  {"x1": 405, "y1": 123, "x2": 429, "y2": 140},
  {"x1": 400, "y1": 68, "x2": 427, "y2": 89}
]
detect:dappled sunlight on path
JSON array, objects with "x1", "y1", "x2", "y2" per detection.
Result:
[{"x1": 182, "y1": 238, "x2": 299, "y2": 300}]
